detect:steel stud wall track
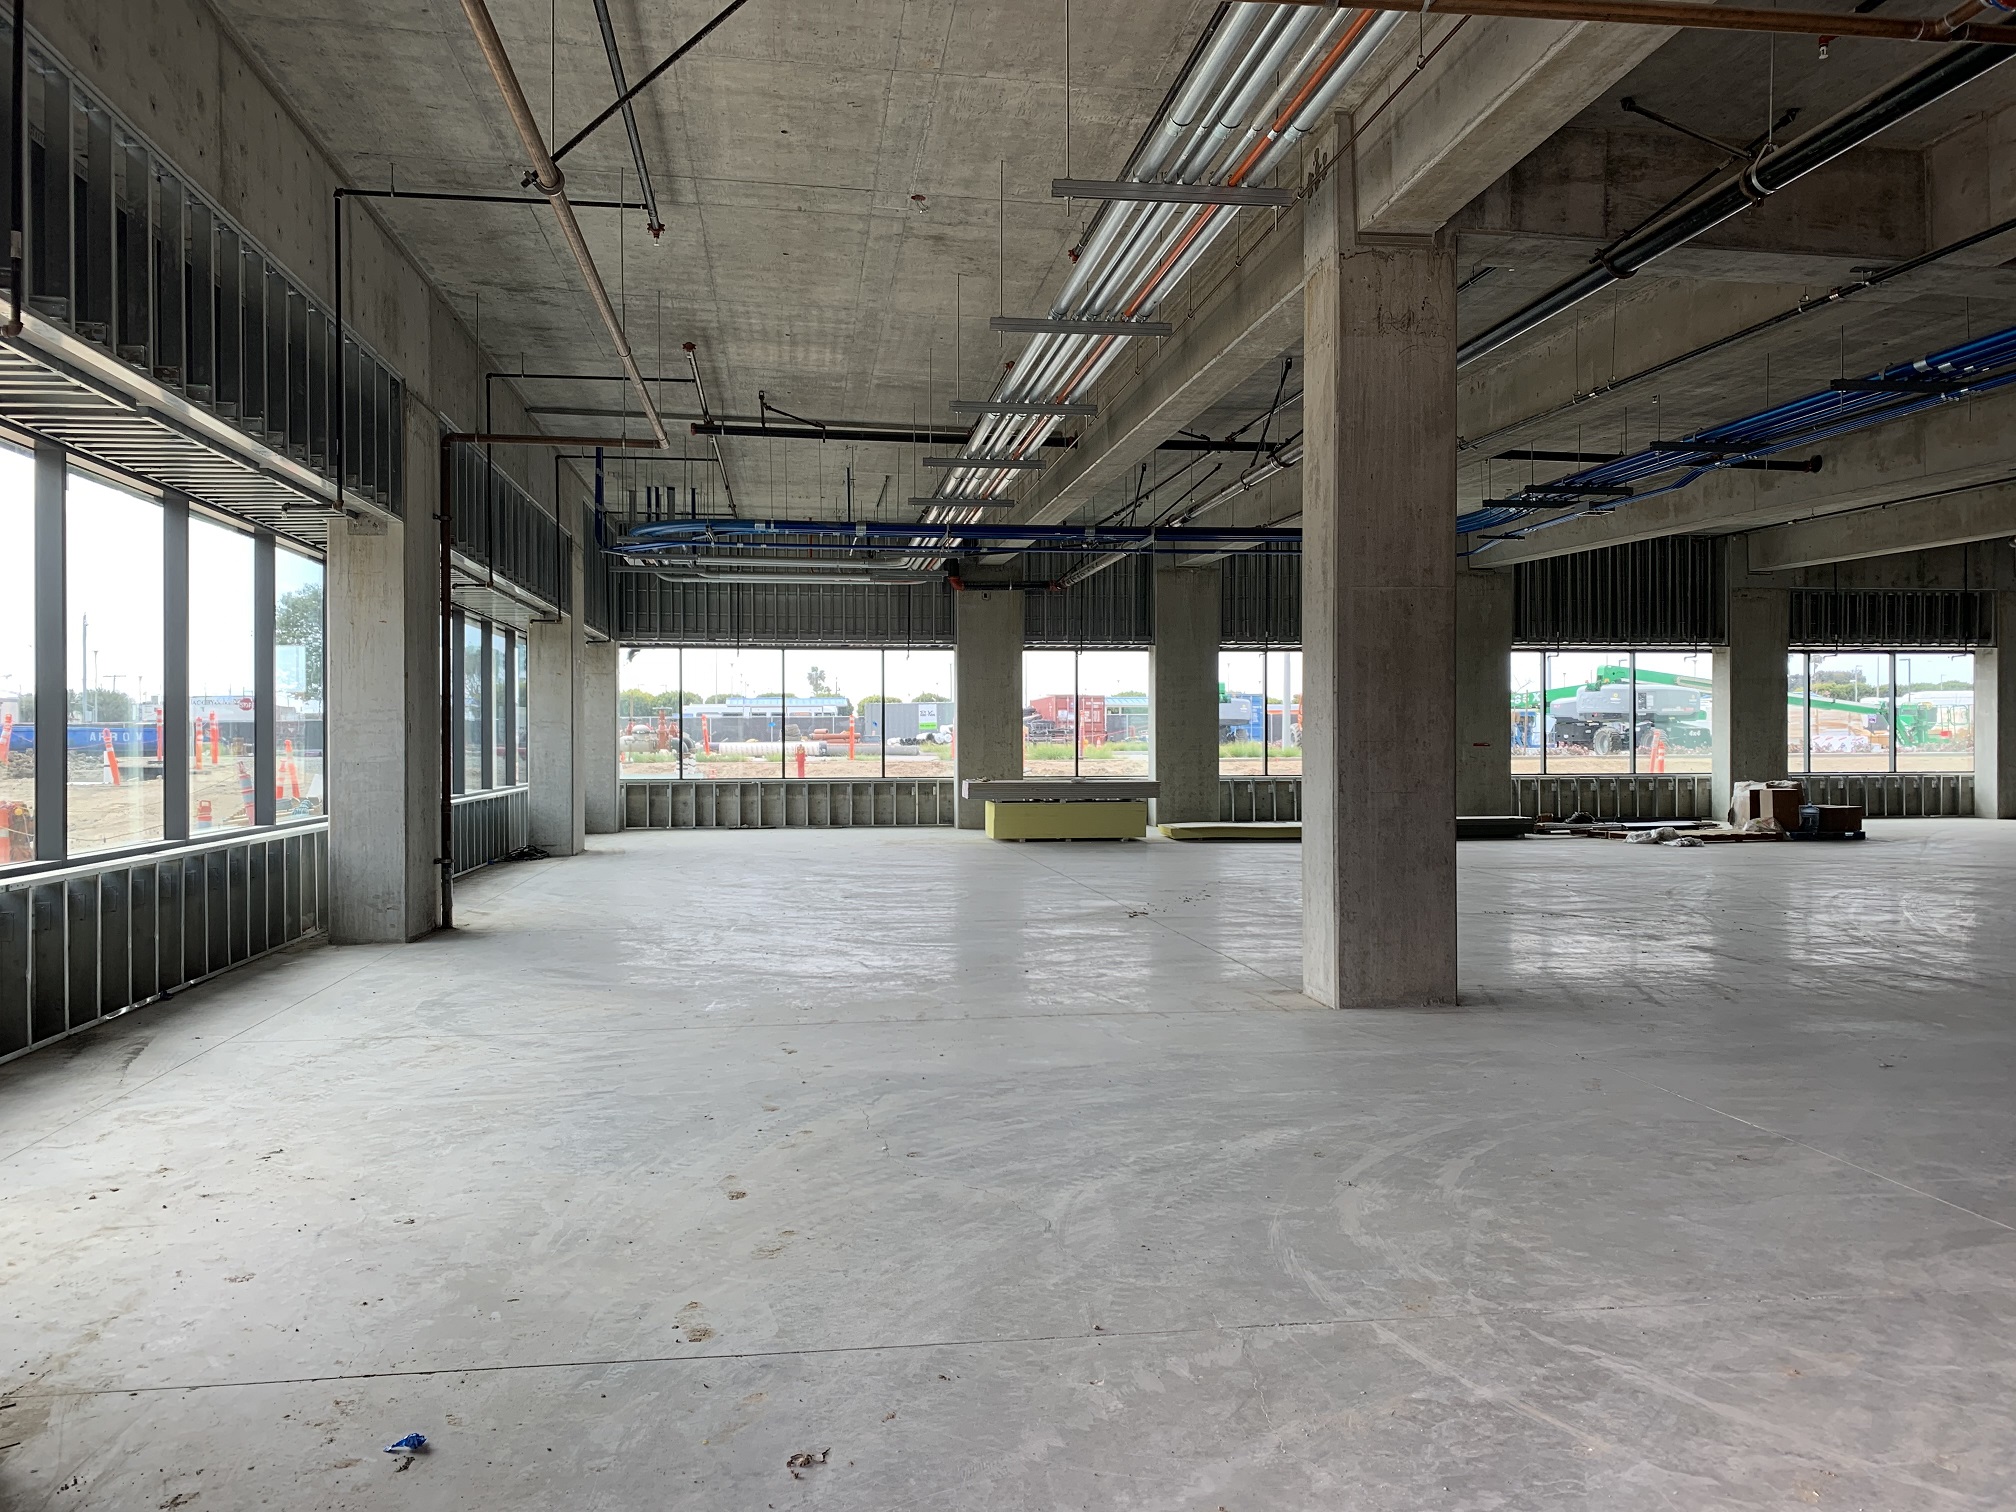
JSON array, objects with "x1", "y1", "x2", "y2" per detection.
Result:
[
  {"x1": 0, "y1": 18, "x2": 405, "y2": 540},
  {"x1": 0, "y1": 825, "x2": 328, "y2": 1064}
]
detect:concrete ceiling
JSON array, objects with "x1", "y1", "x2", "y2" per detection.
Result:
[{"x1": 213, "y1": 0, "x2": 1218, "y2": 518}]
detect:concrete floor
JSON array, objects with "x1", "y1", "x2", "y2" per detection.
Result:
[{"x1": 3, "y1": 822, "x2": 2014, "y2": 1509}]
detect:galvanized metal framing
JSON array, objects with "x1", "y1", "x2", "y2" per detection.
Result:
[
  {"x1": 1219, "y1": 551, "x2": 1301, "y2": 648},
  {"x1": 1023, "y1": 554, "x2": 1154, "y2": 647},
  {"x1": 3, "y1": 18, "x2": 404, "y2": 541},
  {"x1": 1788, "y1": 588, "x2": 1994, "y2": 647},
  {"x1": 448, "y1": 440, "x2": 571, "y2": 612},
  {"x1": 616, "y1": 575, "x2": 957, "y2": 647},
  {"x1": 1510, "y1": 771, "x2": 1973, "y2": 819},
  {"x1": 0, "y1": 824, "x2": 328, "y2": 1063},
  {"x1": 451, "y1": 786, "x2": 530, "y2": 875},
  {"x1": 1514, "y1": 538, "x2": 1727, "y2": 647}
]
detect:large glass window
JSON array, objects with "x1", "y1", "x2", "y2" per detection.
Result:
[
  {"x1": 882, "y1": 649, "x2": 955, "y2": 778},
  {"x1": 618, "y1": 647, "x2": 682, "y2": 775},
  {"x1": 1806, "y1": 651, "x2": 1892, "y2": 773},
  {"x1": 1217, "y1": 651, "x2": 1266, "y2": 775},
  {"x1": 1782, "y1": 650, "x2": 1973, "y2": 774},
  {"x1": 1787, "y1": 652, "x2": 1808, "y2": 772},
  {"x1": 1631, "y1": 650, "x2": 1714, "y2": 774},
  {"x1": 1542, "y1": 651, "x2": 1634, "y2": 774},
  {"x1": 275, "y1": 547, "x2": 323, "y2": 819},
  {"x1": 0, "y1": 443, "x2": 33, "y2": 861},
  {"x1": 613, "y1": 647, "x2": 963, "y2": 781},
  {"x1": 1021, "y1": 650, "x2": 1079, "y2": 777},
  {"x1": 1895, "y1": 652, "x2": 1974, "y2": 772},
  {"x1": 1018, "y1": 649, "x2": 1152, "y2": 778},
  {"x1": 680, "y1": 647, "x2": 786, "y2": 781},
  {"x1": 494, "y1": 627, "x2": 511, "y2": 784},
  {"x1": 1264, "y1": 649, "x2": 1302, "y2": 776},
  {"x1": 188, "y1": 516, "x2": 256, "y2": 832},
  {"x1": 462, "y1": 617, "x2": 484, "y2": 792},
  {"x1": 1077, "y1": 650, "x2": 1150, "y2": 776},
  {"x1": 784, "y1": 649, "x2": 881, "y2": 778},
  {"x1": 67, "y1": 470, "x2": 163, "y2": 854},
  {"x1": 1510, "y1": 650, "x2": 1543, "y2": 776}
]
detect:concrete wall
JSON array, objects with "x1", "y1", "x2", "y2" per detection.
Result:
[
  {"x1": 582, "y1": 641, "x2": 621, "y2": 835},
  {"x1": 1712, "y1": 583, "x2": 1791, "y2": 821},
  {"x1": 1977, "y1": 592, "x2": 2016, "y2": 820},
  {"x1": 1150, "y1": 561, "x2": 1222, "y2": 825},
  {"x1": 1301, "y1": 128, "x2": 1458, "y2": 1008},
  {"x1": 953, "y1": 590, "x2": 1023, "y2": 830},
  {"x1": 1456, "y1": 568, "x2": 1514, "y2": 815}
]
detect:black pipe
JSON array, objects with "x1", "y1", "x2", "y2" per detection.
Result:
[
  {"x1": 6, "y1": 0, "x2": 23, "y2": 336},
  {"x1": 338, "y1": 187, "x2": 646, "y2": 210},
  {"x1": 1459, "y1": 40, "x2": 2013, "y2": 367},
  {"x1": 1461, "y1": 205, "x2": 2016, "y2": 455},
  {"x1": 553, "y1": 0, "x2": 752, "y2": 163},
  {"x1": 589, "y1": 0, "x2": 664, "y2": 236}
]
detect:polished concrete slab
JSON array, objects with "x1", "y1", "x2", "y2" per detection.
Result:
[{"x1": 3, "y1": 821, "x2": 2014, "y2": 1509}]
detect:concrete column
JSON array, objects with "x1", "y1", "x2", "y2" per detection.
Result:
[
  {"x1": 325, "y1": 493, "x2": 441, "y2": 943},
  {"x1": 1150, "y1": 558, "x2": 1222, "y2": 824},
  {"x1": 530, "y1": 532, "x2": 587, "y2": 855},
  {"x1": 1300, "y1": 128, "x2": 1458, "y2": 1009},
  {"x1": 953, "y1": 588, "x2": 1023, "y2": 829},
  {"x1": 582, "y1": 638, "x2": 621, "y2": 834},
  {"x1": 1455, "y1": 566, "x2": 1515, "y2": 815},
  {"x1": 1972, "y1": 590, "x2": 2016, "y2": 818},
  {"x1": 1712, "y1": 578, "x2": 1790, "y2": 821}
]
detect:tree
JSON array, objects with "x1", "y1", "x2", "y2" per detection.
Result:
[
  {"x1": 275, "y1": 584, "x2": 324, "y2": 699},
  {"x1": 69, "y1": 688, "x2": 134, "y2": 721},
  {"x1": 909, "y1": 690, "x2": 948, "y2": 702},
  {"x1": 804, "y1": 665, "x2": 835, "y2": 695},
  {"x1": 857, "y1": 693, "x2": 889, "y2": 707}
]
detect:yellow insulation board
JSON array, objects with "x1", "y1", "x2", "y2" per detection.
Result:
[
  {"x1": 986, "y1": 800, "x2": 1148, "y2": 840},
  {"x1": 1157, "y1": 821, "x2": 1302, "y2": 842}
]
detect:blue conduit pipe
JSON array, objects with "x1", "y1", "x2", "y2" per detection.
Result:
[{"x1": 1461, "y1": 319, "x2": 2016, "y2": 548}]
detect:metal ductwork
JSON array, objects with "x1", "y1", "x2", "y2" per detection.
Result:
[{"x1": 1459, "y1": 37, "x2": 2014, "y2": 367}]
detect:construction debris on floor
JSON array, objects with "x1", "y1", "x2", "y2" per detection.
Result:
[{"x1": 1533, "y1": 786, "x2": 1866, "y2": 844}]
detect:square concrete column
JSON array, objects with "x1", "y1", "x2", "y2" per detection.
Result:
[
  {"x1": 582, "y1": 638, "x2": 621, "y2": 834},
  {"x1": 1456, "y1": 567, "x2": 1515, "y2": 816},
  {"x1": 530, "y1": 532, "x2": 587, "y2": 855},
  {"x1": 1300, "y1": 137, "x2": 1458, "y2": 1009},
  {"x1": 1712, "y1": 579, "x2": 1790, "y2": 820},
  {"x1": 1972, "y1": 590, "x2": 2016, "y2": 818},
  {"x1": 954, "y1": 588, "x2": 1023, "y2": 829},
  {"x1": 324, "y1": 424, "x2": 443, "y2": 942},
  {"x1": 1150, "y1": 558, "x2": 1222, "y2": 824}
]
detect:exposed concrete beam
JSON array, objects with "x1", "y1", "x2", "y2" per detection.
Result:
[
  {"x1": 1013, "y1": 217, "x2": 1306, "y2": 526},
  {"x1": 1746, "y1": 483, "x2": 2016, "y2": 571},
  {"x1": 1455, "y1": 128, "x2": 1927, "y2": 268},
  {"x1": 1473, "y1": 382, "x2": 2016, "y2": 563},
  {"x1": 1353, "y1": 18, "x2": 1670, "y2": 236}
]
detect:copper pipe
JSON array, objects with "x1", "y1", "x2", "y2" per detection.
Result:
[
  {"x1": 456, "y1": 0, "x2": 673, "y2": 448},
  {"x1": 1283, "y1": 0, "x2": 2016, "y2": 45}
]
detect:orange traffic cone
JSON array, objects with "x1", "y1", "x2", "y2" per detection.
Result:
[{"x1": 1649, "y1": 728, "x2": 1667, "y2": 773}]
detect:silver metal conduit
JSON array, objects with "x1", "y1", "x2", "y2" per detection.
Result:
[
  {"x1": 457, "y1": 0, "x2": 672, "y2": 449},
  {"x1": 931, "y1": 3, "x2": 1399, "y2": 518}
]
